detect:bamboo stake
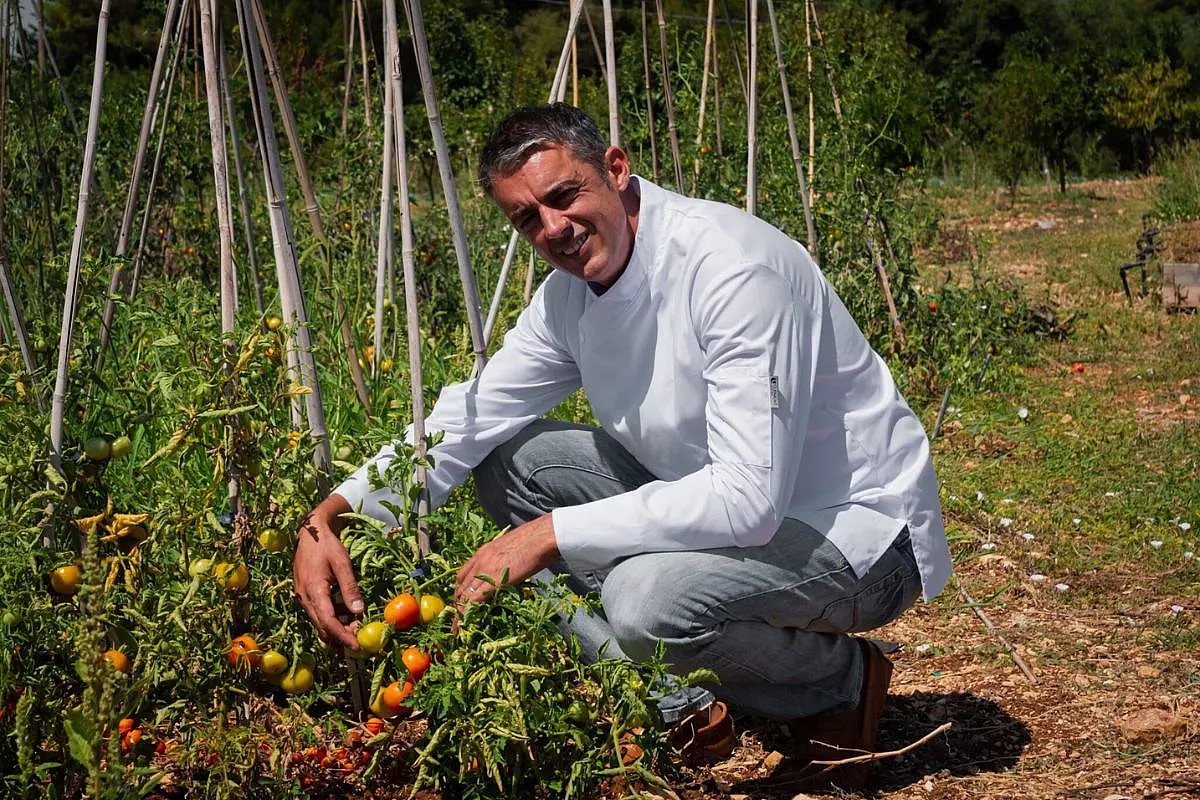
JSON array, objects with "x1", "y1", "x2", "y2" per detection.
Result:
[
  {"x1": 745, "y1": 0, "x2": 758, "y2": 215},
  {"x1": 653, "y1": 0, "x2": 684, "y2": 192},
  {"x1": 690, "y1": 0, "x2": 716, "y2": 195},
  {"x1": 765, "y1": 0, "x2": 817, "y2": 259},
  {"x1": 235, "y1": 0, "x2": 332, "y2": 481},
  {"x1": 523, "y1": 248, "x2": 536, "y2": 305},
  {"x1": 49, "y1": 0, "x2": 110, "y2": 482},
  {"x1": 602, "y1": 0, "x2": 619, "y2": 147},
  {"x1": 220, "y1": 34, "x2": 265, "y2": 315},
  {"x1": 864, "y1": 210, "x2": 906, "y2": 350},
  {"x1": 334, "y1": 0, "x2": 355, "y2": 212},
  {"x1": 640, "y1": 1, "x2": 660, "y2": 183},
  {"x1": 570, "y1": 12, "x2": 577, "y2": 107},
  {"x1": 481, "y1": 1, "x2": 585, "y2": 349},
  {"x1": 808, "y1": 0, "x2": 843, "y2": 126},
  {"x1": 34, "y1": 0, "x2": 43, "y2": 71},
  {"x1": 34, "y1": 3, "x2": 82, "y2": 149},
  {"x1": 713, "y1": 20, "x2": 723, "y2": 156},
  {"x1": 373, "y1": 16, "x2": 396, "y2": 386},
  {"x1": 198, "y1": 0, "x2": 244, "y2": 521},
  {"x1": 403, "y1": 0, "x2": 487, "y2": 375},
  {"x1": 354, "y1": 0, "x2": 372, "y2": 129},
  {"x1": 130, "y1": 7, "x2": 189, "y2": 303},
  {"x1": 97, "y1": 0, "x2": 184, "y2": 365},
  {"x1": 0, "y1": 2, "x2": 42, "y2": 411},
  {"x1": 384, "y1": 0, "x2": 430, "y2": 558},
  {"x1": 580, "y1": 2, "x2": 609, "y2": 89},
  {"x1": 804, "y1": 0, "x2": 815, "y2": 206},
  {"x1": 12, "y1": 3, "x2": 58, "y2": 266},
  {"x1": 719, "y1": 0, "x2": 748, "y2": 102}
]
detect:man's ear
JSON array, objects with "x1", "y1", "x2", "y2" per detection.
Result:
[{"x1": 605, "y1": 146, "x2": 631, "y2": 190}]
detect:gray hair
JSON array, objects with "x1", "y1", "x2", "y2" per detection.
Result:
[{"x1": 477, "y1": 103, "x2": 609, "y2": 196}]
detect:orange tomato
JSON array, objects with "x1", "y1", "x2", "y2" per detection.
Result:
[
  {"x1": 50, "y1": 565, "x2": 81, "y2": 596},
  {"x1": 118, "y1": 718, "x2": 135, "y2": 735},
  {"x1": 228, "y1": 634, "x2": 262, "y2": 671},
  {"x1": 364, "y1": 717, "x2": 386, "y2": 736},
  {"x1": 383, "y1": 593, "x2": 420, "y2": 630},
  {"x1": 101, "y1": 649, "x2": 130, "y2": 673},
  {"x1": 402, "y1": 646, "x2": 431, "y2": 681},
  {"x1": 380, "y1": 679, "x2": 413, "y2": 717}
]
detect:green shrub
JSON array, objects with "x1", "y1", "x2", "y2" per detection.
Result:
[{"x1": 1154, "y1": 140, "x2": 1200, "y2": 221}]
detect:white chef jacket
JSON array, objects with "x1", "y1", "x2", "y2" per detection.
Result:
[{"x1": 336, "y1": 177, "x2": 953, "y2": 601}]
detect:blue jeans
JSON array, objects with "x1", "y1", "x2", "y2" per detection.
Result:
[{"x1": 473, "y1": 420, "x2": 922, "y2": 721}]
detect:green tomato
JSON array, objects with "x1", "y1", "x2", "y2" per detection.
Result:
[
  {"x1": 355, "y1": 621, "x2": 389, "y2": 656},
  {"x1": 188, "y1": 558, "x2": 213, "y2": 577},
  {"x1": 256, "y1": 527, "x2": 289, "y2": 553},
  {"x1": 109, "y1": 435, "x2": 133, "y2": 459},
  {"x1": 84, "y1": 436, "x2": 111, "y2": 461}
]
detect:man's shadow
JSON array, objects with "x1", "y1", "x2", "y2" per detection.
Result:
[{"x1": 733, "y1": 691, "x2": 1030, "y2": 797}]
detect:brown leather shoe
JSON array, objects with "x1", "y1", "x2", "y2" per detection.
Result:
[
  {"x1": 670, "y1": 701, "x2": 735, "y2": 762},
  {"x1": 785, "y1": 637, "x2": 894, "y2": 791}
]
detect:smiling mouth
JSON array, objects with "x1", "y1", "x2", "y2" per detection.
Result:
[{"x1": 561, "y1": 233, "x2": 588, "y2": 257}]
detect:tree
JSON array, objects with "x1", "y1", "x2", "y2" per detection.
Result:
[{"x1": 1104, "y1": 56, "x2": 1194, "y2": 168}]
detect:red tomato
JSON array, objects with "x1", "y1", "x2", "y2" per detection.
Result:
[{"x1": 383, "y1": 593, "x2": 420, "y2": 630}]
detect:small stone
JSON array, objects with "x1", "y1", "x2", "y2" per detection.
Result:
[
  {"x1": 1171, "y1": 605, "x2": 1184, "y2": 613},
  {"x1": 1072, "y1": 518, "x2": 1082, "y2": 525},
  {"x1": 1000, "y1": 517, "x2": 1014, "y2": 527},
  {"x1": 1150, "y1": 540, "x2": 1163, "y2": 549},
  {"x1": 1116, "y1": 708, "x2": 1187, "y2": 744},
  {"x1": 761, "y1": 751, "x2": 784, "y2": 772},
  {"x1": 976, "y1": 491, "x2": 985, "y2": 502},
  {"x1": 1017, "y1": 407, "x2": 1029, "y2": 420},
  {"x1": 1136, "y1": 665, "x2": 1161, "y2": 678},
  {"x1": 1184, "y1": 551, "x2": 1194, "y2": 560},
  {"x1": 981, "y1": 542, "x2": 996, "y2": 551},
  {"x1": 1029, "y1": 573, "x2": 1047, "y2": 583},
  {"x1": 1104, "y1": 491, "x2": 1117, "y2": 498},
  {"x1": 1022, "y1": 532, "x2": 1036, "y2": 541},
  {"x1": 1180, "y1": 522, "x2": 1191, "y2": 531},
  {"x1": 1055, "y1": 583, "x2": 1069, "y2": 592}
]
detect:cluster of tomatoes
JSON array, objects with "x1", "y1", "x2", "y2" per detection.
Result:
[
  {"x1": 112, "y1": 716, "x2": 168, "y2": 757},
  {"x1": 227, "y1": 633, "x2": 317, "y2": 694},
  {"x1": 355, "y1": 592, "x2": 446, "y2": 720}
]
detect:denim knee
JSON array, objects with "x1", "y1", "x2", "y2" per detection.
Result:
[{"x1": 601, "y1": 558, "x2": 707, "y2": 663}]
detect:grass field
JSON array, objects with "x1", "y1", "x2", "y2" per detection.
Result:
[{"x1": 682, "y1": 179, "x2": 1199, "y2": 799}]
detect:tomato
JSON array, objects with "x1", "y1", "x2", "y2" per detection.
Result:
[
  {"x1": 401, "y1": 646, "x2": 431, "y2": 681},
  {"x1": 118, "y1": 718, "x2": 135, "y2": 735},
  {"x1": 188, "y1": 558, "x2": 213, "y2": 578},
  {"x1": 84, "y1": 436, "x2": 111, "y2": 461},
  {"x1": 418, "y1": 594, "x2": 445, "y2": 624},
  {"x1": 0, "y1": 610, "x2": 19, "y2": 627},
  {"x1": 372, "y1": 679, "x2": 413, "y2": 719},
  {"x1": 228, "y1": 634, "x2": 262, "y2": 671},
  {"x1": 280, "y1": 654, "x2": 315, "y2": 694},
  {"x1": 50, "y1": 565, "x2": 81, "y2": 596},
  {"x1": 266, "y1": 316, "x2": 283, "y2": 331},
  {"x1": 378, "y1": 358, "x2": 393, "y2": 373},
  {"x1": 256, "y1": 527, "x2": 289, "y2": 553},
  {"x1": 334, "y1": 444, "x2": 353, "y2": 462},
  {"x1": 109, "y1": 435, "x2": 133, "y2": 459},
  {"x1": 243, "y1": 456, "x2": 262, "y2": 478},
  {"x1": 364, "y1": 717, "x2": 386, "y2": 736},
  {"x1": 566, "y1": 700, "x2": 592, "y2": 726},
  {"x1": 363, "y1": 345, "x2": 375, "y2": 363},
  {"x1": 260, "y1": 650, "x2": 288, "y2": 677},
  {"x1": 101, "y1": 649, "x2": 130, "y2": 673},
  {"x1": 212, "y1": 562, "x2": 249, "y2": 591},
  {"x1": 355, "y1": 621, "x2": 389, "y2": 656},
  {"x1": 120, "y1": 728, "x2": 142, "y2": 754},
  {"x1": 383, "y1": 593, "x2": 419, "y2": 630}
]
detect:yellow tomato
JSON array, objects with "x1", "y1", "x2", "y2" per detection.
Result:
[
  {"x1": 280, "y1": 654, "x2": 315, "y2": 694},
  {"x1": 50, "y1": 565, "x2": 81, "y2": 596},
  {"x1": 212, "y1": 562, "x2": 249, "y2": 591},
  {"x1": 256, "y1": 527, "x2": 289, "y2": 553},
  {"x1": 419, "y1": 594, "x2": 445, "y2": 624},
  {"x1": 260, "y1": 650, "x2": 289, "y2": 677}
]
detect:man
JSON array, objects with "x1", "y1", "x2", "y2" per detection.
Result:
[{"x1": 294, "y1": 103, "x2": 952, "y2": 788}]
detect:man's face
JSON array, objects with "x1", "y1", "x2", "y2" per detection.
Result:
[{"x1": 489, "y1": 144, "x2": 636, "y2": 288}]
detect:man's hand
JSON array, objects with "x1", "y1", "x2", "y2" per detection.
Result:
[
  {"x1": 454, "y1": 513, "x2": 560, "y2": 605},
  {"x1": 293, "y1": 493, "x2": 362, "y2": 649}
]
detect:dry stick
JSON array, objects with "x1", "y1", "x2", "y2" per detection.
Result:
[
  {"x1": 602, "y1": 0, "x2": 619, "y2": 147},
  {"x1": 804, "y1": 0, "x2": 814, "y2": 207},
  {"x1": 765, "y1": 0, "x2": 817, "y2": 260},
  {"x1": 523, "y1": 249, "x2": 536, "y2": 305},
  {"x1": 354, "y1": 0, "x2": 372, "y2": 129},
  {"x1": 373, "y1": 12, "x2": 396, "y2": 386},
  {"x1": 97, "y1": 0, "x2": 184, "y2": 366},
  {"x1": 236, "y1": 0, "x2": 332, "y2": 474},
  {"x1": 403, "y1": 0, "x2": 487, "y2": 375},
  {"x1": 745, "y1": 0, "x2": 758, "y2": 215},
  {"x1": 807, "y1": 0, "x2": 843, "y2": 125},
  {"x1": 690, "y1": 0, "x2": 715, "y2": 196},
  {"x1": 808, "y1": 721, "x2": 952, "y2": 769},
  {"x1": 570, "y1": 13, "x2": 577, "y2": 107},
  {"x1": 130, "y1": 8, "x2": 188, "y2": 303},
  {"x1": 384, "y1": 0, "x2": 430, "y2": 558},
  {"x1": 640, "y1": 1, "x2": 659, "y2": 183},
  {"x1": 712, "y1": 22, "x2": 723, "y2": 156},
  {"x1": 49, "y1": 0, "x2": 111, "y2": 483},
  {"x1": 220, "y1": 38, "x2": 265, "y2": 315},
  {"x1": 718, "y1": 0, "x2": 747, "y2": 102},
  {"x1": 0, "y1": 3, "x2": 43, "y2": 412},
  {"x1": 12, "y1": 3, "x2": 58, "y2": 267},
  {"x1": 248, "y1": 0, "x2": 370, "y2": 418},
  {"x1": 481, "y1": 1, "x2": 585, "y2": 349},
  {"x1": 955, "y1": 575, "x2": 1038, "y2": 683},
  {"x1": 198, "y1": 0, "x2": 244, "y2": 527},
  {"x1": 654, "y1": 0, "x2": 684, "y2": 192}
]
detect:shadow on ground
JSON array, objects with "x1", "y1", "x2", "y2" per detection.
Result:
[{"x1": 730, "y1": 691, "x2": 1030, "y2": 797}]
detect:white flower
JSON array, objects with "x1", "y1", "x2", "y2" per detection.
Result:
[
  {"x1": 1104, "y1": 491, "x2": 1117, "y2": 498},
  {"x1": 1180, "y1": 522, "x2": 1192, "y2": 531},
  {"x1": 1029, "y1": 573, "x2": 1047, "y2": 583},
  {"x1": 1003, "y1": 498, "x2": 1015, "y2": 504},
  {"x1": 981, "y1": 542, "x2": 996, "y2": 551},
  {"x1": 1150, "y1": 540, "x2": 1163, "y2": 549},
  {"x1": 1055, "y1": 583, "x2": 1069, "y2": 592},
  {"x1": 1072, "y1": 518, "x2": 1081, "y2": 525},
  {"x1": 949, "y1": 495, "x2": 959, "y2": 502},
  {"x1": 915, "y1": 644, "x2": 931, "y2": 653},
  {"x1": 1017, "y1": 407, "x2": 1029, "y2": 420},
  {"x1": 1022, "y1": 532, "x2": 1036, "y2": 541},
  {"x1": 1000, "y1": 517, "x2": 1014, "y2": 527}
]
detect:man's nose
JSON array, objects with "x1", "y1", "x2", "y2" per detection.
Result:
[{"x1": 541, "y1": 208, "x2": 571, "y2": 240}]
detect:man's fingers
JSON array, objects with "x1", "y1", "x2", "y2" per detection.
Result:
[
  {"x1": 307, "y1": 586, "x2": 358, "y2": 649},
  {"x1": 330, "y1": 555, "x2": 364, "y2": 615}
]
